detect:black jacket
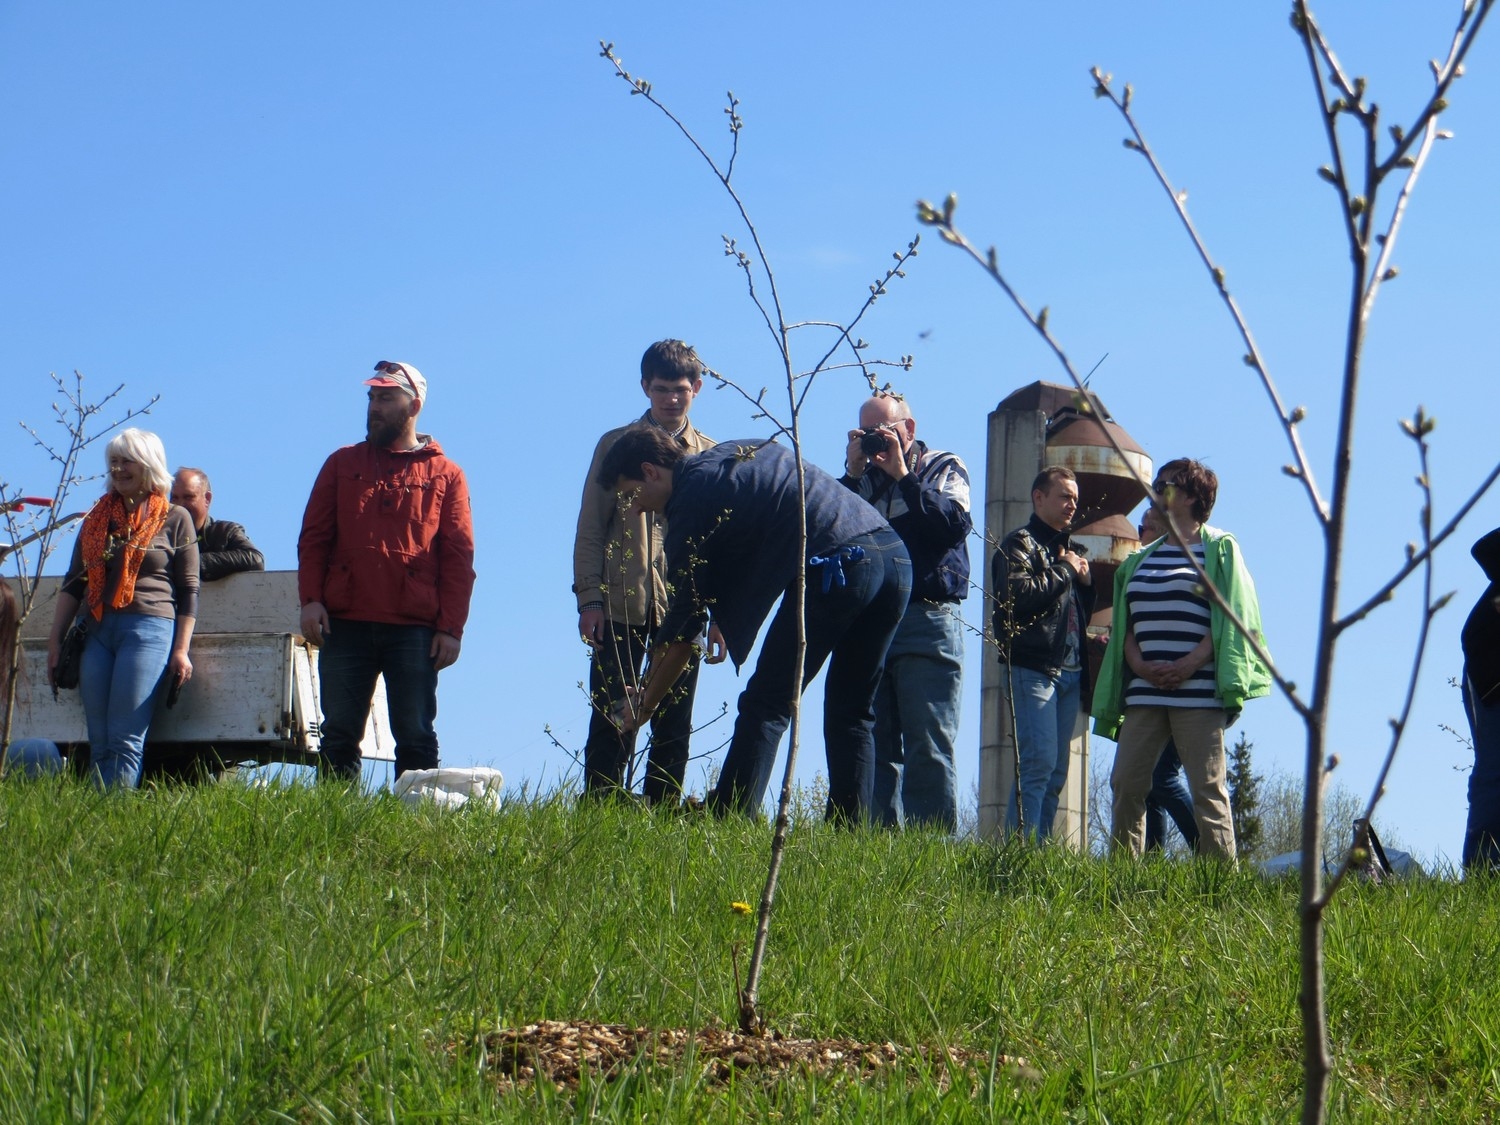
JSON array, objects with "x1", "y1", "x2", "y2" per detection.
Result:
[
  {"x1": 1463, "y1": 527, "x2": 1500, "y2": 705},
  {"x1": 993, "y1": 513, "x2": 1095, "y2": 680},
  {"x1": 198, "y1": 517, "x2": 265, "y2": 583}
]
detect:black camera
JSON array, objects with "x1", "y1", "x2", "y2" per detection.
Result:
[{"x1": 859, "y1": 427, "x2": 891, "y2": 456}]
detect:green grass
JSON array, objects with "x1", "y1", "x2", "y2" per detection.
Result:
[{"x1": 0, "y1": 776, "x2": 1495, "y2": 1121}]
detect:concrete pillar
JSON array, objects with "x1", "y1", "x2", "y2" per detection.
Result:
[{"x1": 978, "y1": 406, "x2": 1048, "y2": 841}]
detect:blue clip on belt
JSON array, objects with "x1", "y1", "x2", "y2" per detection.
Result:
[{"x1": 808, "y1": 544, "x2": 866, "y2": 593}]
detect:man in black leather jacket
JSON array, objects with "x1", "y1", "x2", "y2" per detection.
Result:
[
  {"x1": 993, "y1": 466, "x2": 1095, "y2": 841},
  {"x1": 171, "y1": 468, "x2": 265, "y2": 582},
  {"x1": 141, "y1": 467, "x2": 265, "y2": 784}
]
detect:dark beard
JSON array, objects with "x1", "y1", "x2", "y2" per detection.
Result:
[{"x1": 367, "y1": 416, "x2": 403, "y2": 447}]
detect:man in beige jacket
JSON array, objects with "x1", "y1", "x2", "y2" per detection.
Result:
[{"x1": 572, "y1": 340, "x2": 722, "y2": 805}]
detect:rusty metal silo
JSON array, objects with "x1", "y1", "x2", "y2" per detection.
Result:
[{"x1": 978, "y1": 381, "x2": 1152, "y2": 847}]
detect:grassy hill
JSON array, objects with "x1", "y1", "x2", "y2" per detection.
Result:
[{"x1": 0, "y1": 776, "x2": 1494, "y2": 1121}]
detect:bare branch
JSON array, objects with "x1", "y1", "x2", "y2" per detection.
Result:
[
  {"x1": 723, "y1": 90, "x2": 742, "y2": 182},
  {"x1": 1089, "y1": 68, "x2": 1330, "y2": 524},
  {"x1": 719, "y1": 236, "x2": 781, "y2": 350},
  {"x1": 1295, "y1": 6, "x2": 1362, "y2": 106},
  {"x1": 1318, "y1": 431, "x2": 1443, "y2": 906},
  {"x1": 795, "y1": 236, "x2": 921, "y2": 413},
  {"x1": 788, "y1": 358, "x2": 913, "y2": 382},
  {"x1": 1336, "y1": 449, "x2": 1500, "y2": 632},
  {"x1": 915, "y1": 200, "x2": 1309, "y2": 721},
  {"x1": 603, "y1": 43, "x2": 917, "y2": 1033},
  {"x1": 1295, "y1": 11, "x2": 1363, "y2": 251},
  {"x1": 4, "y1": 373, "x2": 159, "y2": 765},
  {"x1": 0, "y1": 511, "x2": 85, "y2": 566},
  {"x1": 601, "y1": 43, "x2": 791, "y2": 371},
  {"x1": 1361, "y1": 121, "x2": 1436, "y2": 317},
  {"x1": 1376, "y1": 0, "x2": 1493, "y2": 175},
  {"x1": 932, "y1": 10, "x2": 1492, "y2": 1125}
]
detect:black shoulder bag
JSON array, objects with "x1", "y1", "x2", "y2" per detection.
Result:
[{"x1": 52, "y1": 614, "x2": 89, "y2": 695}]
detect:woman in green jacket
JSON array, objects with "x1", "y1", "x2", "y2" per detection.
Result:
[{"x1": 1091, "y1": 459, "x2": 1271, "y2": 860}]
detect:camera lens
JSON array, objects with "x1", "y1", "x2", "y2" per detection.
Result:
[{"x1": 860, "y1": 430, "x2": 888, "y2": 456}]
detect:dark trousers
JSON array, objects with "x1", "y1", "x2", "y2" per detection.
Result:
[
  {"x1": 709, "y1": 528, "x2": 912, "y2": 824},
  {"x1": 140, "y1": 744, "x2": 230, "y2": 785},
  {"x1": 1145, "y1": 740, "x2": 1200, "y2": 851},
  {"x1": 1463, "y1": 671, "x2": 1500, "y2": 870},
  {"x1": 317, "y1": 619, "x2": 439, "y2": 780},
  {"x1": 583, "y1": 622, "x2": 701, "y2": 804}
]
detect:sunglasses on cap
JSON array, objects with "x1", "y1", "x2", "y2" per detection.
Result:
[{"x1": 372, "y1": 360, "x2": 417, "y2": 395}]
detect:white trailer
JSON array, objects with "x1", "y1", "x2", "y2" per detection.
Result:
[{"x1": 5, "y1": 570, "x2": 393, "y2": 768}]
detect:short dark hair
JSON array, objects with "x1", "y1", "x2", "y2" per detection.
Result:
[
  {"x1": 640, "y1": 340, "x2": 703, "y2": 386},
  {"x1": 1155, "y1": 457, "x2": 1217, "y2": 523},
  {"x1": 596, "y1": 425, "x2": 689, "y2": 490},
  {"x1": 1031, "y1": 465, "x2": 1076, "y2": 495}
]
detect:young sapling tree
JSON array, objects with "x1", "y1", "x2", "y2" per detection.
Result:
[{"x1": 916, "y1": 3, "x2": 1497, "y2": 1119}]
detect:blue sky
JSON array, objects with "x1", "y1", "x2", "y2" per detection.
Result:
[{"x1": 4, "y1": 3, "x2": 1498, "y2": 863}]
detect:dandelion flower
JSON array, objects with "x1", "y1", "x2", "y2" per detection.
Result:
[{"x1": 731, "y1": 901, "x2": 752, "y2": 915}]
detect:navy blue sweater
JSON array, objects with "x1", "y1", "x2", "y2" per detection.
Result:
[{"x1": 657, "y1": 440, "x2": 892, "y2": 668}]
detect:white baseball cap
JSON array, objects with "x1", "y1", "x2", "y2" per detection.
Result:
[{"x1": 365, "y1": 360, "x2": 427, "y2": 404}]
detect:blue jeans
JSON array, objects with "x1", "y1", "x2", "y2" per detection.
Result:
[
  {"x1": 4, "y1": 738, "x2": 64, "y2": 778},
  {"x1": 1006, "y1": 665, "x2": 1081, "y2": 841},
  {"x1": 871, "y1": 601, "x2": 964, "y2": 830},
  {"x1": 318, "y1": 619, "x2": 440, "y2": 780},
  {"x1": 582, "y1": 622, "x2": 701, "y2": 805},
  {"x1": 709, "y1": 528, "x2": 912, "y2": 823},
  {"x1": 79, "y1": 612, "x2": 174, "y2": 789},
  {"x1": 1145, "y1": 741, "x2": 1199, "y2": 851},
  {"x1": 1463, "y1": 671, "x2": 1500, "y2": 871}
]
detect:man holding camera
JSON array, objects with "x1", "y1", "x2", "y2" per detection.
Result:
[
  {"x1": 993, "y1": 466, "x2": 1094, "y2": 841},
  {"x1": 841, "y1": 393, "x2": 972, "y2": 830}
]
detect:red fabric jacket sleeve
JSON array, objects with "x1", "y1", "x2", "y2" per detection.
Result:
[
  {"x1": 297, "y1": 453, "x2": 340, "y2": 608},
  {"x1": 435, "y1": 466, "x2": 476, "y2": 638}
]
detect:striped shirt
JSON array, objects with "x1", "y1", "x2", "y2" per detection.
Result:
[{"x1": 1124, "y1": 543, "x2": 1219, "y2": 708}]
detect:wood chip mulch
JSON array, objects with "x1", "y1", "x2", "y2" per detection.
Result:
[{"x1": 468, "y1": 1019, "x2": 1038, "y2": 1092}]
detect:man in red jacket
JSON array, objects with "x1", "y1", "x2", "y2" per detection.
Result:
[{"x1": 297, "y1": 360, "x2": 477, "y2": 780}]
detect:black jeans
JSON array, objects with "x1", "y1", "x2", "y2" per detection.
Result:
[
  {"x1": 317, "y1": 619, "x2": 439, "y2": 780},
  {"x1": 583, "y1": 622, "x2": 701, "y2": 804},
  {"x1": 1463, "y1": 672, "x2": 1500, "y2": 870}
]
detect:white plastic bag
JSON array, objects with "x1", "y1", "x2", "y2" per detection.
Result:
[{"x1": 393, "y1": 766, "x2": 504, "y2": 811}]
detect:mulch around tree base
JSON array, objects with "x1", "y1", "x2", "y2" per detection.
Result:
[{"x1": 471, "y1": 1019, "x2": 1038, "y2": 1092}]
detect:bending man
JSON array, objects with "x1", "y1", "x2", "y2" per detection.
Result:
[{"x1": 600, "y1": 430, "x2": 910, "y2": 823}]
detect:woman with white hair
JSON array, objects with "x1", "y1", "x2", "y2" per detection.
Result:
[{"x1": 46, "y1": 428, "x2": 198, "y2": 788}]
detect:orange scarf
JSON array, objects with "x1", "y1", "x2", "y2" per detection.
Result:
[{"x1": 78, "y1": 491, "x2": 170, "y2": 621}]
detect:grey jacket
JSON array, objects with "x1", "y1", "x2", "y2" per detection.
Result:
[{"x1": 572, "y1": 412, "x2": 714, "y2": 629}]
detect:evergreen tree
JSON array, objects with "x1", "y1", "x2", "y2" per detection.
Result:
[{"x1": 1228, "y1": 730, "x2": 1264, "y2": 860}]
